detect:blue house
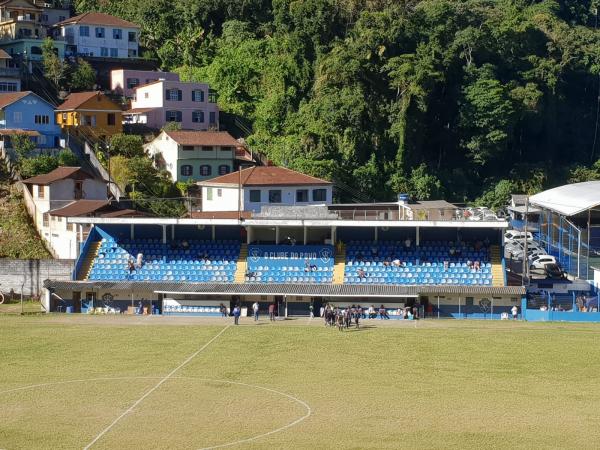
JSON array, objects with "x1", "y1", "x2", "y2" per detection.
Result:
[{"x1": 0, "y1": 91, "x2": 61, "y2": 149}]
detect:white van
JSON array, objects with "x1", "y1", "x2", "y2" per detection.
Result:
[{"x1": 505, "y1": 230, "x2": 533, "y2": 242}]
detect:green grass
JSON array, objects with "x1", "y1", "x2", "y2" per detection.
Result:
[
  {"x1": 1, "y1": 316, "x2": 600, "y2": 449},
  {"x1": 0, "y1": 300, "x2": 44, "y2": 314}
]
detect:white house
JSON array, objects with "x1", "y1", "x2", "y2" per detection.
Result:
[
  {"x1": 22, "y1": 166, "x2": 108, "y2": 259},
  {"x1": 53, "y1": 12, "x2": 140, "y2": 58},
  {"x1": 145, "y1": 130, "x2": 247, "y2": 183},
  {"x1": 197, "y1": 166, "x2": 333, "y2": 213}
]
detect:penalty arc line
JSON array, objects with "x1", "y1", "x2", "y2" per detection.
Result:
[{"x1": 83, "y1": 324, "x2": 232, "y2": 450}]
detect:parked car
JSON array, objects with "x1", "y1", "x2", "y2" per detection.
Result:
[
  {"x1": 529, "y1": 254, "x2": 557, "y2": 270},
  {"x1": 544, "y1": 263, "x2": 564, "y2": 279},
  {"x1": 505, "y1": 230, "x2": 533, "y2": 242},
  {"x1": 505, "y1": 241, "x2": 546, "y2": 260}
]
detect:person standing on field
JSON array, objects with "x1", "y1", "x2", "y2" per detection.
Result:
[
  {"x1": 511, "y1": 305, "x2": 518, "y2": 320},
  {"x1": 233, "y1": 305, "x2": 241, "y2": 325},
  {"x1": 252, "y1": 301, "x2": 259, "y2": 321},
  {"x1": 269, "y1": 302, "x2": 276, "y2": 321}
]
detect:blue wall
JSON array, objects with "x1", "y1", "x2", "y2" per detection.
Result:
[
  {"x1": 525, "y1": 310, "x2": 600, "y2": 322},
  {"x1": 3, "y1": 93, "x2": 61, "y2": 148}
]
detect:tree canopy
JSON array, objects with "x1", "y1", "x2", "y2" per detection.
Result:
[{"x1": 77, "y1": 0, "x2": 600, "y2": 203}]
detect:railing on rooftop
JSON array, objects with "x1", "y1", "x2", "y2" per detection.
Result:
[{"x1": 328, "y1": 208, "x2": 506, "y2": 222}]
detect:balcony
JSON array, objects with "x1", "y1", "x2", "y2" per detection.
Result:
[{"x1": 0, "y1": 67, "x2": 20, "y2": 78}]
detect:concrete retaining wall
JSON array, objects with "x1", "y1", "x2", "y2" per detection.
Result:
[{"x1": 0, "y1": 259, "x2": 74, "y2": 297}]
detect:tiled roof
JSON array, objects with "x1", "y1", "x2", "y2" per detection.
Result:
[
  {"x1": 56, "y1": 91, "x2": 122, "y2": 112},
  {"x1": 164, "y1": 131, "x2": 240, "y2": 147},
  {"x1": 54, "y1": 12, "x2": 139, "y2": 29},
  {"x1": 199, "y1": 166, "x2": 332, "y2": 187},
  {"x1": 22, "y1": 167, "x2": 94, "y2": 185},
  {"x1": 0, "y1": 129, "x2": 40, "y2": 136},
  {"x1": 0, "y1": 49, "x2": 11, "y2": 59},
  {"x1": 49, "y1": 200, "x2": 109, "y2": 217},
  {"x1": 43, "y1": 280, "x2": 527, "y2": 297},
  {"x1": 0, "y1": 91, "x2": 32, "y2": 109}
]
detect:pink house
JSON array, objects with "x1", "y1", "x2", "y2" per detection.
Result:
[
  {"x1": 123, "y1": 79, "x2": 219, "y2": 131},
  {"x1": 111, "y1": 69, "x2": 180, "y2": 98}
]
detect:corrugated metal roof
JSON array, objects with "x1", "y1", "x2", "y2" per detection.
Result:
[{"x1": 43, "y1": 280, "x2": 525, "y2": 297}]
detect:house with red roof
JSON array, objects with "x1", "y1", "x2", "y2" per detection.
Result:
[
  {"x1": 197, "y1": 166, "x2": 333, "y2": 213},
  {"x1": 56, "y1": 91, "x2": 123, "y2": 137},
  {"x1": 145, "y1": 130, "x2": 253, "y2": 182},
  {"x1": 53, "y1": 11, "x2": 140, "y2": 59}
]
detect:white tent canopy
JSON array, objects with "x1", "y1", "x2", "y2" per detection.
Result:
[{"x1": 529, "y1": 181, "x2": 600, "y2": 216}]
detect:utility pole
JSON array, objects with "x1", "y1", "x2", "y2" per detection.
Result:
[{"x1": 522, "y1": 196, "x2": 529, "y2": 286}]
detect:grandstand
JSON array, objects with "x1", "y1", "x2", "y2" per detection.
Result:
[{"x1": 42, "y1": 203, "x2": 527, "y2": 319}]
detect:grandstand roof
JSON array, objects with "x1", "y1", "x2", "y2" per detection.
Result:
[
  {"x1": 43, "y1": 280, "x2": 526, "y2": 297},
  {"x1": 529, "y1": 181, "x2": 600, "y2": 216},
  {"x1": 199, "y1": 166, "x2": 332, "y2": 187}
]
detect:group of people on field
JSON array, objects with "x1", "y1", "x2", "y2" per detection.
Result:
[{"x1": 322, "y1": 304, "x2": 361, "y2": 331}]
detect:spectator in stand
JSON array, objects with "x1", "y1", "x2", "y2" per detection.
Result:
[
  {"x1": 181, "y1": 240, "x2": 189, "y2": 249},
  {"x1": 357, "y1": 268, "x2": 367, "y2": 279},
  {"x1": 136, "y1": 252, "x2": 144, "y2": 269},
  {"x1": 466, "y1": 260, "x2": 473, "y2": 269},
  {"x1": 474, "y1": 261, "x2": 481, "y2": 271},
  {"x1": 370, "y1": 245, "x2": 378, "y2": 256},
  {"x1": 449, "y1": 247, "x2": 456, "y2": 256},
  {"x1": 392, "y1": 258, "x2": 402, "y2": 267},
  {"x1": 304, "y1": 259, "x2": 311, "y2": 272},
  {"x1": 404, "y1": 237, "x2": 412, "y2": 249},
  {"x1": 443, "y1": 261, "x2": 449, "y2": 271},
  {"x1": 383, "y1": 257, "x2": 391, "y2": 267},
  {"x1": 127, "y1": 259, "x2": 135, "y2": 276}
]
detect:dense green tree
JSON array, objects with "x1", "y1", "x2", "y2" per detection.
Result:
[
  {"x1": 41, "y1": 38, "x2": 66, "y2": 88},
  {"x1": 69, "y1": 59, "x2": 96, "y2": 91},
  {"x1": 109, "y1": 134, "x2": 145, "y2": 158}
]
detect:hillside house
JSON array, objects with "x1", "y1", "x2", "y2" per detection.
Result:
[{"x1": 56, "y1": 91, "x2": 123, "y2": 138}]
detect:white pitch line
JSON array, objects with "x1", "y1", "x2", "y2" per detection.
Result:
[{"x1": 83, "y1": 324, "x2": 232, "y2": 450}]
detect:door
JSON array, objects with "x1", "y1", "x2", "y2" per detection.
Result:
[
  {"x1": 73, "y1": 291, "x2": 81, "y2": 313},
  {"x1": 74, "y1": 181, "x2": 83, "y2": 200}
]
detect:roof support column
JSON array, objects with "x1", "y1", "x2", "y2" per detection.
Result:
[
  {"x1": 130, "y1": 223, "x2": 134, "y2": 240},
  {"x1": 77, "y1": 224, "x2": 83, "y2": 258},
  {"x1": 275, "y1": 226, "x2": 280, "y2": 244},
  {"x1": 331, "y1": 226, "x2": 336, "y2": 246},
  {"x1": 246, "y1": 225, "x2": 252, "y2": 244},
  {"x1": 162, "y1": 225, "x2": 166, "y2": 244},
  {"x1": 374, "y1": 226, "x2": 378, "y2": 242},
  {"x1": 303, "y1": 226, "x2": 308, "y2": 245},
  {"x1": 416, "y1": 226, "x2": 420, "y2": 247},
  {"x1": 212, "y1": 225, "x2": 216, "y2": 241},
  {"x1": 171, "y1": 224, "x2": 174, "y2": 240}
]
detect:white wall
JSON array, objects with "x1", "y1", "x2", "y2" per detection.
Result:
[
  {"x1": 202, "y1": 186, "x2": 240, "y2": 212},
  {"x1": 145, "y1": 131, "x2": 179, "y2": 179},
  {"x1": 48, "y1": 178, "x2": 107, "y2": 202},
  {"x1": 62, "y1": 23, "x2": 139, "y2": 58}
]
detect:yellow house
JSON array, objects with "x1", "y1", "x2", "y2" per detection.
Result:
[{"x1": 56, "y1": 91, "x2": 123, "y2": 138}]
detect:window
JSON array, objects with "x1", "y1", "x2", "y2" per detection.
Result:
[
  {"x1": 110, "y1": 48, "x2": 118, "y2": 57},
  {"x1": 208, "y1": 90, "x2": 217, "y2": 103},
  {"x1": 182, "y1": 145, "x2": 194, "y2": 151},
  {"x1": 217, "y1": 188, "x2": 222, "y2": 197},
  {"x1": 95, "y1": 27, "x2": 105, "y2": 38},
  {"x1": 199, "y1": 165, "x2": 212, "y2": 176},
  {"x1": 42, "y1": 212, "x2": 49, "y2": 227},
  {"x1": 192, "y1": 89, "x2": 204, "y2": 102},
  {"x1": 209, "y1": 111, "x2": 216, "y2": 124},
  {"x1": 113, "y1": 28, "x2": 122, "y2": 39},
  {"x1": 249, "y1": 190, "x2": 261, "y2": 202},
  {"x1": 144, "y1": 92, "x2": 149, "y2": 99},
  {"x1": 312, "y1": 189, "x2": 326, "y2": 202},
  {"x1": 13, "y1": 111, "x2": 22, "y2": 123},
  {"x1": 37, "y1": 134, "x2": 46, "y2": 145},
  {"x1": 79, "y1": 26, "x2": 89, "y2": 37},
  {"x1": 0, "y1": 82, "x2": 17, "y2": 92},
  {"x1": 30, "y1": 46, "x2": 42, "y2": 55},
  {"x1": 206, "y1": 188, "x2": 213, "y2": 201},
  {"x1": 192, "y1": 110, "x2": 204, "y2": 123},
  {"x1": 67, "y1": 223, "x2": 73, "y2": 232},
  {"x1": 166, "y1": 89, "x2": 182, "y2": 101},
  {"x1": 296, "y1": 189, "x2": 309, "y2": 202},
  {"x1": 34, "y1": 115, "x2": 49, "y2": 124},
  {"x1": 100, "y1": 47, "x2": 108, "y2": 57},
  {"x1": 221, "y1": 146, "x2": 233, "y2": 152},
  {"x1": 268, "y1": 190, "x2": 282, "y2": 203},
  {"x1": 41, "y1": 14, "x2": 48, "y2": 22},
  {"x1": 218, "y1": 164, "x2": 230, "y2": 175},
  {"x1": 128, "y1": 31, "x2": 136, "y2": 42},
  {"x1": 180, "y1": 165, "x2": 192, "y2": 176},
  {"x1": 107, "y1": 113, "x2": 116, "y2": 126},
  {"x1": 126, "y1": 78, "x2": 139, "y2": 89},
  {"x1": 201, "y1": 146, "x2": 212, "y2": 151},
  {"x1": 165, "y1": 110, "x2": 182, "y2": 122},
  {"x1": 38, "y1": 185, "x2": 44, "y2": 198}
]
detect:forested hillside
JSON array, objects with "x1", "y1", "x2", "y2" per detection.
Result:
[{"x1": 77, "y1": 0, "x2": 600, "y2": 205}]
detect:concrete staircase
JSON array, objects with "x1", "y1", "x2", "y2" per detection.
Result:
[
  {"x1": 77, "y1": 241, "x2": 101, "y2": 281},
  {"x1": 234, "y1": 243, "x2": 248, "y2": 283},
  {"x1": 333, "y1": 244, "x2": 346, "y2": 284},
  {"x1": 490, "y1": 245, "x2": 505, "y2": 286}
]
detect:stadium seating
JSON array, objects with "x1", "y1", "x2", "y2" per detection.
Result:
[
  {"x1": 343, "y1": 240, "x2": 492, "y2": 285},
  {"x1": 88, "y1": 238, "x2": 240, "y2": 282},
  {"x1": 245, "y1": 244, "x2": 334, "y2": 283}
]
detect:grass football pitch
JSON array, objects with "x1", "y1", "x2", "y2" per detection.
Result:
[{"x1": 1, "y1": 315, "x2": 600, "y2": 449}]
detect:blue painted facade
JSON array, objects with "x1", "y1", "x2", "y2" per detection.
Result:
[{"x1": 0, "y1": 92, "x2": 61, "y2": 148}]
